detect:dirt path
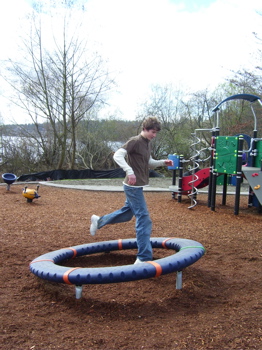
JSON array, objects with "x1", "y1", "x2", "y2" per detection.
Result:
[{"x1": 1, "y1": 183, "x2": 261, "y2": 349}]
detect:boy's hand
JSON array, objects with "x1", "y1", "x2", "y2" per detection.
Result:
[
  {"x1": 128, "y1": 174, "x2": 136, "y2": 185},
  {"x1": 164, "y1": 160, "x2": 173, "y2": 166}
]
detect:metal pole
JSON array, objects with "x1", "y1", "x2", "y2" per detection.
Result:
[
  {"x1": 210, "y1": 129, "x2": 220, "y2": 211},
  {"x1": 234, "y1": 136, "x2": 244, "y2": 215},
  {"x1": 172, "y1": 169, "x2": 176, "y2": 200},
  {"x1": 248, "y1": 131, "x2": 258, "y2": 207},
  {"x1": 177, "y1": 155, "x2": 184, "y2": 203},
  {"x1": 208, "y1": 133, "x2": 216, "y2": 207},
  {"x1": 222, "y1": 173, "x2": 228, "y2": 205},
  {"x1": 75, "y1": 285, "x2": 83, "y2": 299},
  {"x1": 176, "y1": 271, "x2": 182, "y2": 289},
  {"x1": 250, "y1": 104, "x2": 257, "y2": 133}
]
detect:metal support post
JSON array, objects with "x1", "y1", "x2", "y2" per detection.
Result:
[
  {"x1": 234, "y1": 136, "x2": 244, "y2": 215},
  {"x1": 176, "y1": 271, "x2": 182, "y2": 289},
  {"x1": 75, "y1": 285, "x2": 83, "y2": 299},
  {"x1": 178, "y1": 155, "x2": 184, "y2": 203}
]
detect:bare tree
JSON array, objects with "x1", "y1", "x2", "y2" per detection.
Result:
[{"x1": 1, "y1": 1, "x2": 115, "y2": 169}]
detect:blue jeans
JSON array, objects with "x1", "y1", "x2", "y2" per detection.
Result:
[{"x1": 97, "y1": 185, "x2": 153, "y2": 261}]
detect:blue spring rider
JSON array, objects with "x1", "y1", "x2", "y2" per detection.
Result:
[{"x1": 2, "y1": 173, "x2": 17, "y2": 191}]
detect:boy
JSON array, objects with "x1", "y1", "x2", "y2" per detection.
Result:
[{"x1": 90, "y1": 116, "x2": 173, "y2": 263}]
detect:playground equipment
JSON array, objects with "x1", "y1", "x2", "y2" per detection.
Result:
[
  {"x1": 22, "y1": 185, "x2": 40, "y2": 202},
  {"x1": 168, "y1": 94, "x2": 262, "y2": 215},
  {"x1": 30, "y1": 237, "x2": 205, "y2": 299},
  {"x1": 2, "y1": 173, "x2": 17, "y2": 190},
  {"x1": 168, "y1": 154, "x2": 210, "y2": 208}
]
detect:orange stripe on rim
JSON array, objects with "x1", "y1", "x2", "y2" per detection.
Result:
[
  {"x1": 162, "y1": 238, "x2": 173, "y2": 249},
  {"x1": 63, "y1": 267, "x2": 81, "y2": 285},
  {"x1": 30, "y1": 259, "x2": 54, "y2": 265},
  {"x1": 146, "y1": 261, "x2": 162, "y2": 277},
  {"x1": 118, "y1": 239, "x2": 123, "y2": 250},
  {"x1": 66, "y1": 247, "x2": 78, "y2": 258}
]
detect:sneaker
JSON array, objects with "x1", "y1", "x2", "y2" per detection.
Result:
[
  {"x1": 134, "y1": 258, "x2": 143, "y2": 264},
  {"x1": 90, "y1": 215, "x2": 100, "y2": 236}
]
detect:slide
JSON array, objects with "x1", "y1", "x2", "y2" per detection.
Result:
[
  {"x1": 242, "y1": 166, "x2": 262, "y2": 205},
  {"x1": 170, "y1": 168, "x2": 210, "y2": 193}
]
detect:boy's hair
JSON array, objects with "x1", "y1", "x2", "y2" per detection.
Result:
[{"x1": 142, "y1": 116, "x2": 161, "y2": 131}]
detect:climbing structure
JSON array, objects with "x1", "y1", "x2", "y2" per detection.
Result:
[{"x1": 169, "y1": 93, "x2": 262, "y2": 215}]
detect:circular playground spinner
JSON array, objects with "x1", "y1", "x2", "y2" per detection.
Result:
[{"x1": 30, "y1": 237, "x2": 205, "y2": 298}]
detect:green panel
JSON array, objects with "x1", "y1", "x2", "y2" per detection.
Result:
[
  {"x1": 214, "y1": 136, "x2": 238, "y2": 174},
  {"x1": 254, "y1": 140, "x2": 262, "y2": 168}
]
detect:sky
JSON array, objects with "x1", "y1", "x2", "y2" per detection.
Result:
[{"x1": 0, "y1": 0, "x2": 262, "y2": 124}]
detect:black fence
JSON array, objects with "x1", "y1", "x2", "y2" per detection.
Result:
[{"x1": 17, "y1": 169, "x2": 162, "y2": 182}]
